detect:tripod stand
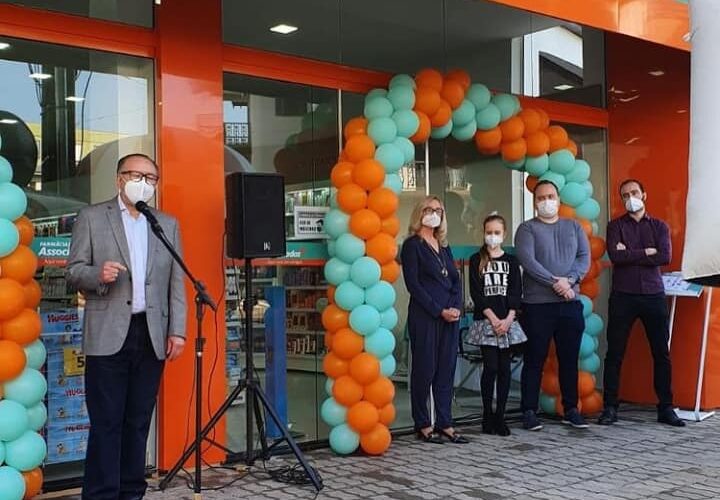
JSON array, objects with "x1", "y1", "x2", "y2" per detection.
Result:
[{"x1": 159, "y1": 258, "x2": 323, "y2": 495}]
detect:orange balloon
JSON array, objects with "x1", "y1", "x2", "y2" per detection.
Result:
[
  {"x1": 559, "y1": 204, "x2": 576, "y2": 218},
  {"x1": 327, "y1": 285, "x2": 336, "y2": 304},
  {"x1": 474, "y1": 128, "x2": 502, "y2": 151},
  {"x1": 0, "y1": 339, "x2": 26, "y2": 382},
  {"x1": 24, "y1": 280, "x2": 42, "y2": 309},
  {"x1": 445, "y1": 69, "x2": 471, "y2": 91},
  {"x1": 415, "y1": 68, "x2": 444, "y2": 92},
  {"x1": 367, "y1": 188, "x2": 399, "y2": 219},
  {"x1": 410, "y1": 111, "x2": 431, "y2": 144},
  {"x1": 499, "y1": 116, "x2": 525, "y2": 143},
  {"x1": 378, "y1": 403, "x2": 396, "y2": 426},
  {"x1": 0, "y1": 246, "x2": 38, "y2": 284},
  {"x1": 363, "y1": 376, "x2": 395, "y2": 407},
  {"x1": 590, "y1": 236, "x2": 606, "y2": 260},
  {"x1": 581, "y1": 391, "x2": 603, "y2": 415},
  {"x1": 585, "y1": 260, "x2": 600, "y2": 281},
  {"x1": 580, "y1": 279, "x2": 600, "y2": 300},
  {"x1": 349, "y1": 353, "x2": 381, "y2": 385},
  {"x1": 440, "y1": 80, "x2": 465, "y2": 109},
  {"x1": 14, "y1": 216, "x2": 34, "y2": 246},
  {"x1": 1, "y1": 308, "x2": 41, "y2": 346},
  {"x1": 349, "y1": 209, "x2": 382, "y2": 240},
  {"x1": 501, "y1": 138, "x2": 527, "y2": 163},
  {"x1": 337, "y1": 183, "x2": 368, "y2": 214},
  {"x1": 332, "y1": 328, "x2": 365, "y2": 360},
  {"x1": 352, "y1": 159, "x2": 385, "y2": 191},
  {"x1": 525, "y1": 176, "x2": 539, "y2": 192},
  {"x1": 414, "y1": 87, "x2": 442, "y2": 117},
  {"x1": 430, "y1": 101, "x2": 452, "y2": 128},
  {"x1": 331, "y1": 161, "x2": 355, "y2": 189},
  {"x1": 479, "y1": 146, "x2": 500, "y2": 156},
  {"x1": 554, "y1": 397, "x2": 565, "y2": 417},
  {"x1": 525, "y1": 131, "x2": 550, "y2": 157},
  {"x1": 381, "y1": 261, "x2": 401, "y2": 283},
  {"x1": 344, "y1": 135, "x2": 376, "y2": 163},
  {"x1": 0, "y1": 278, "x2": 26, "y2": 321},
  {"x1": 578, "y1": 218, "x2": 592, "y2": 237},
  {"x1": 541, "y1": 373, "x2": 561, "y2": 396},
  {"x1": 544, "y1": 356, "x2": 558, "y2": 375},
  {"x1": 323, "y1": 352, "x2": 349, "y2": 379},
  {"x1": 380, "y1": 216, "x2": 401, "y2": 237},
  {"x1": 366, "y1": 233, "x2": 398, "y2": 265},
  {"x1": 578, "y1": 371, "x2": 596, "y2": 397},
  {"x1": 537, "y1": 108, "x2": 550, "y2": 130},
  {"x1": 347, "y1": 401, "x2": 380, "y2": 433},
  {"x1": 344, "y1": 117, "x2": 368, "y2": 139},
  {"x1": 547, "y1": 125, "x2": 569, "y2": 152},
  {"x1": 322, "y1": 304, "x2": 349, "y2": 332},
  {"x1": 360, "y1": 423, "x2": 391, "y2": 455},
  {"x1": 333, "y1": 375, "x2": 364, "y2": 407},
  {"x1": 23, "y1": 467, "x2": 43, "y2": 499},
  {"x1": 567, "y1": 139, "x2": 578, "y2": 157},
  {"x1": 324, "y1": 332, "x2": 334, "y2": 350},
  {"x1": 519, "y1": 109, "x2": 542, "y2": 136}
]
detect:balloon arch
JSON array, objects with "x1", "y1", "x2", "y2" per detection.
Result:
[{"x1": 319, "y1": 68, "x2": 606, "y2": 456}]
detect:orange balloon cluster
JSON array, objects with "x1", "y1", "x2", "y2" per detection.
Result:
[
  {"x1": 541, "y1": 349, "x2": 604, "y2": 417},
  {"x1": 410, "y1": 68, "x2": 471, "y2": 144}
]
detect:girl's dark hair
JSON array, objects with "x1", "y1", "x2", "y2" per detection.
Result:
[{"x1": 478, "y1": 213, "x2": 507, "y2": 272}]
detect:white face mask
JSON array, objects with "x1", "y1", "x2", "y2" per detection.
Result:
[
  {"x1": 625, "y1": 196, "x2": 645, "y2": 213},
  {"x1": 537, "y1": 199, "x2": 559, "y2": 219},
  {"x1": 123, "y1": 179, "x2": 155, "y2": 205},
  {"x1": 422, "y1": 212, "x2": 442, "y2": 229},
  {"x1": 485, "y1": 234, "x2": 503, "y2": 248}
]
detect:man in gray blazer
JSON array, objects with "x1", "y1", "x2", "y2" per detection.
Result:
[{"x1": 66, "y1": 153, "x2": 187, "y2": 500}]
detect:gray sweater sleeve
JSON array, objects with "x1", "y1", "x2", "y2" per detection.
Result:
[
  {"x1": 514, "y1": 222, "x2": 556, "y2": 287},
  {"x1": 568, "y1": 222, "x2": 591, "y2": 284}
]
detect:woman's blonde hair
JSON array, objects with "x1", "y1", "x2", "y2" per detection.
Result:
[{"x1": 407, "y1": 195, "x2": 449, "y2": 247}]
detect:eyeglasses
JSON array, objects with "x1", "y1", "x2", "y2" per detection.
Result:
[
  {"x1": 422, "y1": 207, "x2": 444, "y2": 216},
  {"x1": 119, "y1": 170, "x2": 159, "y2": 186}
]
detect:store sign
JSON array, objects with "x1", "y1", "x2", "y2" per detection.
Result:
[
  {"x1": 293, "y1": 206, "x2": 329, "y2": 240},
  {"x1": 63, "y1": 347, "x2": 86, "y2": 376},
  {"x1": 31, "y1": 237, "x2": 71, "y2": 266}
]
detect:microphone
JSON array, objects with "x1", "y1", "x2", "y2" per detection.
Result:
[{"x1": 135, "y1": 201, "x2": 163, "y2": 233}]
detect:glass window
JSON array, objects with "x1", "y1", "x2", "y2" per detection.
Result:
[
  {"x1": 0, "y1": 0, "x2": 153, "y2": 27},
  {"x1": 0, "y1": 35, "x2": 154, "y2": 484}
]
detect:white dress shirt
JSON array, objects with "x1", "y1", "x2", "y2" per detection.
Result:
[{"x1": 118, "y1": 196, "x2": 148, "y2": 313}]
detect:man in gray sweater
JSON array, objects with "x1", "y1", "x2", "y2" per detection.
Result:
[{"x1": 515, "y1": 180, "x2": 591, "y2": 430}]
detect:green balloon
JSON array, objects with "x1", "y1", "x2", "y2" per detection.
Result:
[
  {"x1": 324, "y1": 209, "x2": 349, "y2": 239},
  {"x1": 0, "y1": 219, "x2": 20, "y2": 258},
  {"x1": 0, "y1": 400, "x2": 29, "y2": 442},
  {"x1": 5, "y1": 430, "x2": 47, "y2": 472},
  {"x1": 335, "y1": 233, "x2": 366, "y2": 264},
  {"x1": 0, "y1": 466, "x2": 25, "y2": 500},
  {"x1": 525, "y1": 154, "x2": 549, "y2": 176},
  {"x1": 350, "y1": 256, "x2": 381, "y2": 289},
  {"x1": 581, "y1": 180, "x2": 594, "y2": 197},
  {"x1": 566, "y1": 159, "x2": 591, "y2": 183},
  {"x1": 579, "y1": 353, "x2": 601, "y2": 373},
  {"x1": 392, "y1": 110, "x2": 420, "y2": 138},
  {"x1": 548, "y1": 150, "x2": 575, "y2": 175},
  {"x1": 375, "y1": 143, "x2": 404, "y2": 173},
  {"x1": 451, "y1": 99, "x2": 476, "y2": 127},
  {"x1": 364, "y1": 96, "x2": 393, "y2": 120},
  {"x1": 475, "y1": 103, "x2": 501, "y2": 130},
  {"x1": 0, "y1": 156, "x2": 12, "y2": 183},
  {"x1": 383, "y1": 173, "x2": 402, "y2": 194},
  {"x1": 393, "y1": 137, "x2": 416, "y2": 163},
  {"x1": 4, "y1": 369, "x2": 47, "y2": 408},
  {"x1": 579, "y1": 333, "x2": 595, "y2": 358},
  {"x1": 389, "y1": 74, "x2": 416, "y2": 89},
  {"x1": 321, "y1": 398, "x2": 347, "y2": 427},
  {"x1": 539, "y1": 171, "x2": 566, "y2": 192},
  {"x1": 324, "y1": 257, "x2": 351, "y2": 286},
  {"x1": 491, "y1": 93, "x2": 516, "y2": 121},
  {"x1": 451, "y1": 120, "x2": 477, "y2": 142},
  {"x1": 576, "y1": 197, "x2": 601, "y2": 220},
  {"x1": 329, "y1": 424, "x2": 359, "y2": 455},
  {"x1": 560, "y1": 182, "x2": 589, "y2": 208},
  {"x1": 466, "y1": 83, "x2": 491, "y2": 110},
  {"x1": 387, "y1": 85, "x2": 415, "y2": 111},
  {"x1": 26, "y1": 402, "x2": 47, "y2": 432},
  {"x1": 368, "y1": 117, "x2": 398, "y2": 145},
  {"x1": 366, "y1": 88, "x2": 388, "y2": 99},
  {"x1": 430, "y1": 120, "x2": 453, "y2": 140},
  {"x1": 335, "y1": 281, "x2": 365, "y2": 311},
  {"x1": 539, "y1": 393, "x2": 556, "y2": 415}
]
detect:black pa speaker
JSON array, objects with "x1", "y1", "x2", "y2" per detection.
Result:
[{"x1": 225, "y1": 173, "x2": 286, "y2": 258}]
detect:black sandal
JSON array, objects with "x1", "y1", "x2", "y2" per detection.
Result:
[
  {"x1": 416, "y1": 430, "x2": 444, "y2": 444},
  {"x1": 437, "y1": 428, "x2": 470, "y2": 444}
]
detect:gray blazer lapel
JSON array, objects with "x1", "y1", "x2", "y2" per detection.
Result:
[
  {"x1": 106, "y1": 198, "x2": 132, "y2": 273},
  {"x1": 145, "y1": 214, "x2": 158, "y2": 278}
]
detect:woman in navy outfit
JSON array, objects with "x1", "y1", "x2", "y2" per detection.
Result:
[{"x1": 400, "y1": 196, "x2": 468, "y2": 444}]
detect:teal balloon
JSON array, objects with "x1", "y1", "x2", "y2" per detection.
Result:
[
  {"x1": 349, "y1": 304, "x2": 381, "y2": 336},
  {"x1": 375, "y1": 143, "x2": 404, "y2": 173},
  {"x1": 0, "y1": 182, "x2": 27, "y2": 221},
  {"x1": 330, "y1": 189, "x2": 338, "y2": 208},
  {"x1": 579, "y1": 334, "x2": 595, "y2": 358},
  {"x1": 452, "y1": 100, "x2": 476, "y2": 127},
  {"x1": 393, "y1": 136, "x2": 415, "y2": 163},
  {"x1": 0, "y1": 218, "x2": 20, "y2": 258},
  {"x1": 0, "y1": 466, "x2": 25, "y2": 500},
  {"x1": 0, "y1": 156, "x2": 12, "y2": 183},
  {"x1": 380, "y1": 354, "x2": 397, "y2": 377},
  {"x1": 0, "y1": 400, "x2": 29, "y2": 442},
  {"x1": 365, "y1": 281, "x2": 396, "y2": 311},
  {"x1": 5, "y1": 430, "x2": 47, "y2": 471},
  {"x1": 350, "y1": 256, "x2": 381, "y2": 288},
  {"x1": 389, "y1": 74, "x2": 416, "y2": 89},
  {"x1": 0, "y1": 442, "x2": 4, "y2": 465},
  {"x1": 368, "y1": 117, "x2": 398, "y2": 145},
  {"x1": 387, "y1": 86, "x2": 415, "y2": 111},
  {"x1": 592, "y1": 336, "x2": 600, "y2": 351},
  {"x1": 324, "y1": 257, "x2": 351, "y2": 286},
  {"x1": 511, "y1": 95, "x2": 521, "y2": 115},
  {"x1": 539, "y1": 393, "x2": 556, "y2": 415},
  {"x1": 576, "y1": 198, "x2": 601, "y2": 220},
  {"x1": 581, "y1": 180, "x2": 594, "y2": 197},
  {"x1": 467, "y1": 84, "x2": 491, "y2": 110},
  {"x1": 321, "y1": 398, "x2": 347, "y2": 427},
  {"x1": 503, "y1": 158, "x2": 525, "y2": 171},
  {"x1": 335, "y1": 281, "x2": 365, "y2": 311},
  {"x1": 26, "y1": 402, "x2": 47, "y2": 432},
  {"x1": 566, "y1": 159, "x2": 591, "y2": 183},
  {"x1": 579, "y1": 353, "x2": 601, "y2": 373},
  {"x1": 367, "y1": 88, "x2": 388, "y2": 99},
  {"x1": 383, "y1": 173, "x2": 402, "y2": 195},
  {"x1": 560, "y1": 182, "x2": 589, "y2": 208},
  {"x1": 365, "y1": 327, "x2": 396, "y2": 358},
  {"x1": 325, "y1": 378, "x2": 334, "y2": 397},
  {"x1": 591, "y1": 221, "x2": 599, "y2": 235},
  {"x1": 475, "y1": 103, "x2": 501, "y2": 130},
  {"x1": 539, "y1": 171, "x2": 566, "y2": 192},
  {"x1": 525, "y1": 154, "x2": 550, "y2": 176},
  {"x1": 430, "y1": 120, "x2": 453, "y2": 140},
  {"x1": 548, "y1": 150, "x2": 576, "y2": 175},
  {"x1": 329, "y1": 423, "x2": 359, "y2": 455},
  {"x1": 324, "y1": 209, "x2": 349, "y2": 239},
  {"x1": 327, "y1": 239, "x2": 336, "y2": 257},
  {"x1": 586, "y1": 313, "x2": 604, "y2": 337},
  {"x1": 4, "y1": 368, "x2": 47, "y2": 408},
  {"x1": 491, "y1": 93, "x2": 516, "y2": 121},
  {"x1": 392, "y1": 110, "x2": 419, "y2": 138},
  {"x1": 335, "y1": 233, "x2": 365, "y2": 264},
  {"x1": 579, "y1": 294, "x2": 593, "y2": 318},
  {"x1": 451, "y1": 120, "x2": 477, "y2": 142},
  {"x1": 380, "y1": 307, "x2": 398, "y2": 330},
  {"x1": 364, "y1": 97, "x2": 393, "y2": 120}
]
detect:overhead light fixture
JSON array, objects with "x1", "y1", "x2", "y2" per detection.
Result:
[
  {"x1": 677, "y1": 109, "x2": 688, "y2": 114},
  {"x1": 553, "y1": 84, "x2": 574, "y2": 91},
  {"x1": 0, "y1": 42, "x2": 10, "y2": 50},
  {"x1": 66, "y1": 96, "x2": 85, "y2": 102},
  {"x1": 269, "y1": 24, "x2": 298, "y2": 35},
  {"x1": 648, "y1": 70, "x2": 665, "y2": 76},
  {"x1": 29, "y1": 72, "x2": 52, "y2": 80},
  {"x1": 0, "y1": 118, "x2": 18, "y2": 124}
]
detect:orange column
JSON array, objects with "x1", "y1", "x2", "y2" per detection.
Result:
[{"x1": 155, "y1": 0, "x2": 226, "y2": 468}]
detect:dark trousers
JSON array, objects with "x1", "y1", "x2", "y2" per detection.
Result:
[
  {"x1": 603, "y1": 292, "x2": 673, "y2": 410},
  {"x1": 408, "y1": 309, "x2": 459, "y2": 430},
  {"x1": 83, "y1": 313, "x2": 164, "y2": 500},
  {"x1": 480, "y1": 346, "x2": 511, "y2": 420},
  {"x1": 521, "y1": 301, "x2": 585, "y2": 413}
]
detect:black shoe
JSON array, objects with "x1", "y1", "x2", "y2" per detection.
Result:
[
  {"x1": 658, "y1": 408, "x2": 686, "y2": 427},
  {"x1": 481, "y1": 418, "x2": 495, "y2": 435},
  {"x1": 495, "y1": 416, "x2": 511, "y2": 437},
  {"x1": 437, "y1": 428, "x2": 470, "y2": 444},
  {"x1": 562, "y1": 408, "x2": 590, "y2": 429},
  {"x1": 416, "y1": 430, "x2": 444, "y2": 444},
  {"x1": 522, "y1": 410, "x2": 543, "y2": 431},
  {"x1": 598, "y1": 407, "x2": 618, "y2": 426}
]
